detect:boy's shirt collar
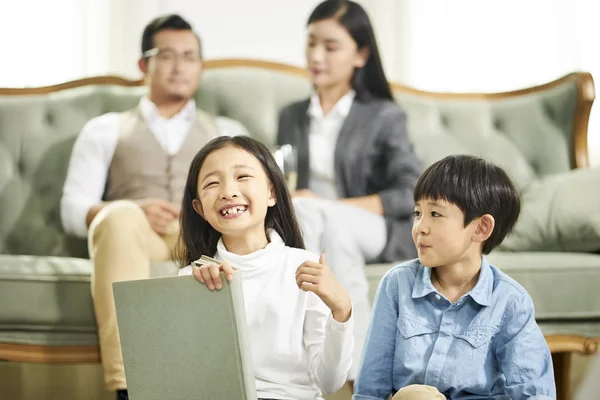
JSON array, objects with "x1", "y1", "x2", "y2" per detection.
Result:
[{"x1": 412, "y1": 257, "x2": 493, "y2": 307}]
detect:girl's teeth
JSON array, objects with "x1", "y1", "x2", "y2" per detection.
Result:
[{"x1": 223, "y1": 206, "x2": 246, "y2": 215}]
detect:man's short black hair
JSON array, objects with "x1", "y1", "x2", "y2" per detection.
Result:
[
  {"x1": 414, "y1": 154, "x2": 521, "y2": 254},
  {"x1": 141, "y1": 14, "x2": 201, "y2": 58}
]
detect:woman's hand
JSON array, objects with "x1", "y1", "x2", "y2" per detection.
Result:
[
  {"x1": 295, "y1": 254, "x2": 352, "y2": 322},
  {"x1": 192, "y1": 260, "x2": 236, "y2": 291}
]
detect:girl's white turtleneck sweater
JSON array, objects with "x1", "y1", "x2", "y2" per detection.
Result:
[{"x1": 179, "y1": 231, "x2": 354, "y2": 400}]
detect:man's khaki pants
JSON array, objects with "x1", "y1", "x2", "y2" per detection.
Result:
[{"x1": 88, "y1": 201, "x2": 179, "y2": 391}]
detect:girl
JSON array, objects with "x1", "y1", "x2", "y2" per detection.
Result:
[
  {"x1": 278, "y1": 0, "x2": 422, "y2": 380},
  {"x1": 176, "y1": 135, "x2": 354, "y2": 400}
]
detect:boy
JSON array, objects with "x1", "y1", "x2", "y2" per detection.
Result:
[{"x1": 353, "y1": 155, "x2": 555, "y2": 400}]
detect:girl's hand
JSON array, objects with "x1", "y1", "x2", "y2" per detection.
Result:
[
  {"x1": 192, "y1": 261, "x2": 236, "y2": 291},
  {"x1": 295, "y1": 254, "x2": 352, "y2": 323}
]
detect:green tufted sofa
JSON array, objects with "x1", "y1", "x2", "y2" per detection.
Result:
[{"x1": 0, "y1": 59, "x2": 598, "y2": 399}]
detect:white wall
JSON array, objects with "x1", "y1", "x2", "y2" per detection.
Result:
[
  {"x1": 0, "y1": 0, "x2": 404, "y2": 84},
  {"x1": 165, "y1": 0, "x2": 322, "y2": 63},
  {"x1": 109, "y1": 0, "x2": 326, "y2": 79},
  {"x1": 0, "y1": 0, "x2": 110, "y2": 87},
  {"x1": 107, "y1": 0, "x2": 395, "y2": 80}
]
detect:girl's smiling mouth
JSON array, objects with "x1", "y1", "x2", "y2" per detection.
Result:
[{"x1": 219, "y1": 204, "x2": 248, "y2": 218}]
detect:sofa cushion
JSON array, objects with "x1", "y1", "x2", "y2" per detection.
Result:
[
  {"x1": 365, "y1": 252, "x2": 600, "y2": 320},
  {"x1": 395, "y1": 88, "x2": 576, "y2": 192},
  {"x1": 499, "y1": 167, "x2": 600, "y2": 252},
  {"x1": 195, "y1": 67, "x2": 312, "y2": 146},
  {"x1": 0, "y1": 255, "x2": 178, "y2": 346},
  {"x1": 0, "y1": 86, "x2": 146, "y2": 258}
]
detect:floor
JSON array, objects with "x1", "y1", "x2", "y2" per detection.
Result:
[
  {"x1": 0, "y1": 362, "x2": 353, "y2": 400},
  {"x1": 0, "y1": 355, "x2": 594, "y2": 400}
]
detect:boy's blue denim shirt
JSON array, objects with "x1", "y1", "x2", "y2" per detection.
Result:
[{"x1": 353, "y1": 258, "x2": 556, "y2": 400}]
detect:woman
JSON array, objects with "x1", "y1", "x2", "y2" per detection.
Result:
[{"x1": 277, "y1": 0, "x2": 422, "y2": 383}]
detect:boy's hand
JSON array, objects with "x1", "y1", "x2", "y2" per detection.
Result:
[
  {"x1": 295, "y1": 254, "x2": 352, "y2": 323},
  {"x1": 192, "y1": 260, "x2": 235, "y2": 291}
]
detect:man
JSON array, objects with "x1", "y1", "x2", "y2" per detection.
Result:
[{"x1": 60, "y1": 14, "x2": 246, "y2": 399}]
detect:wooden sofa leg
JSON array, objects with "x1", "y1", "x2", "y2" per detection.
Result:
[{"x1": 552, "y1": 352, "x2": 571, "y2": 400}]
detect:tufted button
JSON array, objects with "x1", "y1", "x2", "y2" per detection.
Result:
[
  {"x1": 543, "y1": 102, "x2": 556, "y2": 121},
  {"x1": 49, "y1": 210, "x2": 60, "y2": 224},
  {"x1": 45, "y1": 111, "x2": 54, "y2": 125},
  {"x1": 17, "y1": 158, "x2": 25, "y2": 176},
  {"x1": 529, "y1": 160, "x2": 539, "y2": 175},
  {"x1": 492, "y1": 118, "x2": 503, "y2": 131},
  {"x1": 439, "y1": 115, "x2": 449, "y2": 127}
]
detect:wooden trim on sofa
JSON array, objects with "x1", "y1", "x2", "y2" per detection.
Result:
[
  {"x1": 0, "y1": 334, "x2": 595, "y2": 365},
  {"x1": 573, "y1": 72, "x2": 595, "y2": 168},
  {"x1": 0, "y1": 76, "x2": 144, "y2": 95},
  {"x1": 553, "y1": 353, "x2": 572, "y2": 400},
  {"x1": 546, "y1": 334, "x2": 599, "y2": 355},
  {"x1": 204, "y1": 58, "x2": 310, "y2": 77},
  {"x1": 0, "y1": 343, "x2": 100, "y2": 364},
  {"x1": 0, "y1": 58, "x2": 593, "y2": 168}
]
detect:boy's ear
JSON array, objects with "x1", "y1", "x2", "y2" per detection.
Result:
[
  {"x1": 472, "y1": 214, "x2": 495, "y2": 243},
  {"x1": 267, "y1": 185, "x2": 277, "y2": 208},
  {"x1": 192, "y1": 199, "x2": 205, "y2": 218}
]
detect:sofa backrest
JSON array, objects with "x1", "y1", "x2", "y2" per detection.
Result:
[{"x1": 0, "y1": 59, "x2": 594, "y2": 258}]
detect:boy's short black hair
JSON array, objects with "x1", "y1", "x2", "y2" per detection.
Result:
[
  {"x1": 141, "y1": 14, "x2": 202, "y2": 58},
  {"x1": 414, "y1": 154, "x2": 520, "y2": 254}
]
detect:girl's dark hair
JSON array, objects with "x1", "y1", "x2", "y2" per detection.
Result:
[
  {"x1": 308, "y1": 0, "x2": 393, "y2": 102},
  {"x1": 414, "y1": 155, "x2": 521, "y2": 255},
  {"x1": 174, "y1": 136, "x2": 305, "y2": 267}
]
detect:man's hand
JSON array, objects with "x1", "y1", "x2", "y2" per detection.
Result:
[{"x1": 135, "y1": 198, "x2": 180, "y2": 235}]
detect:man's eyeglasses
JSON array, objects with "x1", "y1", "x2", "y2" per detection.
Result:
[{"x1": 142, "y1": 48, "x2": 201, "y2": 63}]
